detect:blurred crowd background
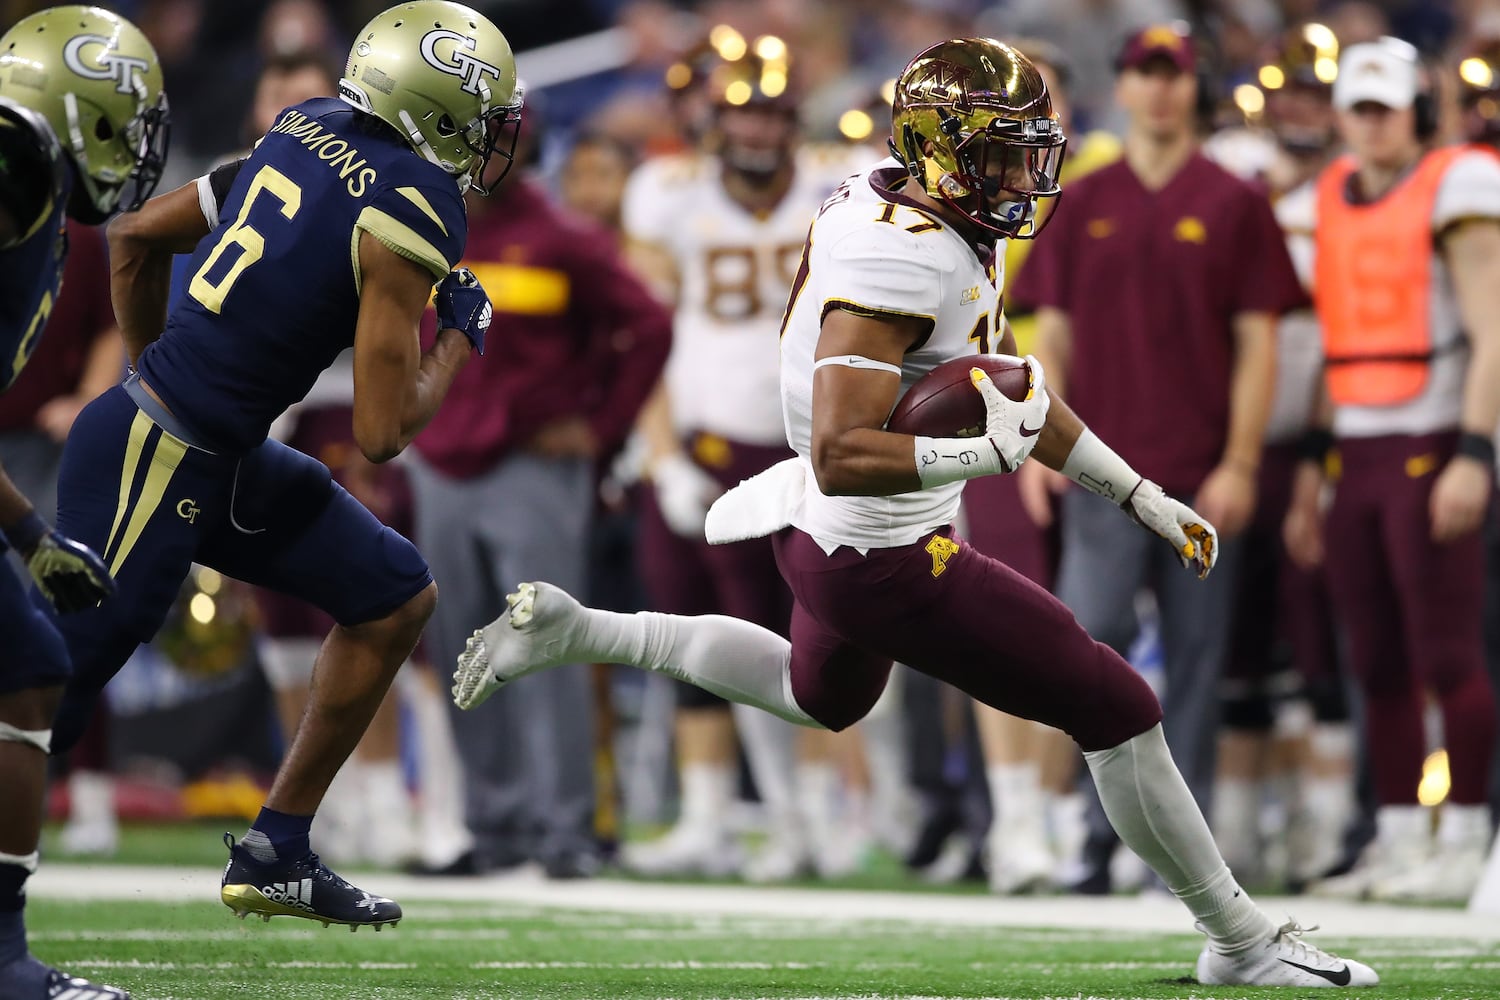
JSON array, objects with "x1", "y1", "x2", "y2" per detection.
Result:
[{"x1": 7, "y1": 0, "x2": 1500, "y2": 906}]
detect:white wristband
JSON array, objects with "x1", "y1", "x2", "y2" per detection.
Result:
[
  {"x1": 914, "y1": 435, "x2": 1005, "y2": 488},
  {"x1": 1060, "y1": 429, "x2": 1142, "y2": 504}
]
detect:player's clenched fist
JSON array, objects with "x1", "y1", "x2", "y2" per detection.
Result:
[
  {"x1": 4, "y1": 512, "x2": 115, "y2": 612},
  {"x1": 436, "y1": 267, "x2": 493, "y2": 355},
  {"x1": 1120, "y1": 479, "x2": 1218, "y2": 579},
  {"x1": 972, "y1": 354, "x2": 1049, "y2": 473}
]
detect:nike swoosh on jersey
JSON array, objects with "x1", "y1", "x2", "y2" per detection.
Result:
[{"x1": 1277, "y1": 958, "x2": 1352, "y2": 985}]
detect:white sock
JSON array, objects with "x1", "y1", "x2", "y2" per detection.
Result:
[
  {"x1": 406, "y1": 667, "x2": 475, "y2": 866},
  {"x1": 987, "y1": 763, "x2": 1045, "y2": 840},
  {"x1": 679, "y1": 762, "x2": 734, "y2": 830},
  {"x1": 731, "y1": 703, "x2": 798, "y2": 821},
  {"x1": 1211, "y1": 777, "x2": 1262, "y2": 873},
  {"x1": 575, "y1": 609, "x2": 819, "y2": 726},
  {"x1": 67, "y1": 770, "x2": 117, "y2": 829},
  {"x1": 1084, "y1": 724, "x2": 1273, "y2": 953},
  {"x1": 1437, "y1": 803, "x2": 1491, "y2": 850},
  {"x1": 796, "y1": 762, "x2": 840, "y2": 841}
]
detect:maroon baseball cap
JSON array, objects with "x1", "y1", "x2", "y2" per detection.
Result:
[{"x1": 1116, "y1": 23, "x2": 1197, "y2": 74}]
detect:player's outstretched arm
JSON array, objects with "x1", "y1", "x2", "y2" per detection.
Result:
[
  {"x1": 352, "y1": 232, "x2": 475, "y2": 463},
  {"x1": 107, "y1": 180, "x2": 216, "y2": 364}
]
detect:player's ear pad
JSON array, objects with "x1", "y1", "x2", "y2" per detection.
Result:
[{"x1": 228, "y1": 442, "x2": 337, "y2": 541}]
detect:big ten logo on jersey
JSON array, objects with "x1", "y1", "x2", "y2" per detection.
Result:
[{"x1": 703, "y1": 243, "x2": 804, "y2": 322}]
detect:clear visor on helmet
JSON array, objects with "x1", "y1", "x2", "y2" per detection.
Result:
[{"x1": 946, "y1": 117, "x2": 1066, "y2": 239}]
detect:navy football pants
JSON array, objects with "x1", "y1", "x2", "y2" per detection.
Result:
[{"x1": 43, "y1": 386, "x2": 431, "y2": 752}]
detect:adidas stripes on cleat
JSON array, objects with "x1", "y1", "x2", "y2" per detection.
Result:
[{"x1": 219, "y1": 833, "x2": 402, "y2": 930}]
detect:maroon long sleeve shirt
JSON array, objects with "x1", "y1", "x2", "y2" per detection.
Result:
[{"x1": 413, "y1": 178, "x2": 671, "y2": 479}]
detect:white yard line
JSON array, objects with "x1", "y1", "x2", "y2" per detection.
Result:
[{"x1": 30, "y1": 863, "x2": 1500, "y2": 941}]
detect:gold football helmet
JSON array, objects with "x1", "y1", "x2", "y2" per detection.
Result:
[
  {"x1": 891, "y1": 37, "x2": 1065, "y2": 238},
  {"x1": 0, "y1": 5, "x2": 169, "y2": 221},
  {"x1": 1459, "y1": 39, "x2": 1500, "y2": 146}
]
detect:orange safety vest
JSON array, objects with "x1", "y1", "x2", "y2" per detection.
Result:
[{"x1": 1314, "y1": 146, "x2": 1465, "y2": 406}]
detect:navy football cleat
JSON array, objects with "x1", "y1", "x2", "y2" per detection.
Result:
[
  {"x1": 0, "y1": 955, "x2": 130, "y2": 999},
  {"x1": 219, "y1": 833, "x2": 401, "y2": 931}
]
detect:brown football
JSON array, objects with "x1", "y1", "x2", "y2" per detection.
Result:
[{"x1": 886, "y1": 354, "x2": 1032, "y2": 438}]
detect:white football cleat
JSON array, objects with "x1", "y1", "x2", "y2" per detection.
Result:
[
  {"x1": 1372, "y1": 845, "x2": 1488, "y2": 904},
  {"x1": 453, "y1": 582, "x2": 580, "y2": 710},
  {"x1": 1197, "y1": 920, "x2": 1378, "y2": 987}
]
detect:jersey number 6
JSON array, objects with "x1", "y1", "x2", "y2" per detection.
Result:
[{"x1": 188, "y1": 165, "x2": 303, "y2": 314}]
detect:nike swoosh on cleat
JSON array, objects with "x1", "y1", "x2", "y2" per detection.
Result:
[
  {"x1": 1278, "y1": 958, "x2": 1351, "y2": 985},
  {"x1": 1019, "y1": 422, "x2": 1043, "y2": 438}
]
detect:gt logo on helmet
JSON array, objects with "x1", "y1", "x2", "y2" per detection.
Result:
[
  {"x1": 419, "y1": 28, "x2": 503, "y2": 98},
  {"x1": 62, "y1": 34, "x2": 149, "y2": 95}
]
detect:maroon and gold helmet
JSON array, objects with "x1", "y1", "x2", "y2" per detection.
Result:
[
  {"x1": 1459, "y1": 40, "x2": 1500, "y2": 145},
  {"x1": 1257, "y1": 22, "x2": 1340, "y2": 93},
  {"x1": 891, "y1": 37, "x2": 1066, "y2": 239}
]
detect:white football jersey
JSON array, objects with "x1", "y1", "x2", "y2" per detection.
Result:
[
  {"x1": 781, "y1": 157, "x2": 1006, "y2": 551},
  {"x1": 623, "y1": 144, "x2": 866, "y2": 446}
]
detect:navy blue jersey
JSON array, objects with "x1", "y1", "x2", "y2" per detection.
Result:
[
  {"x1": 0, "y1": 102, "x2": 72, "y2": 392},
  {"x1": 137, "y1": 97, "x2": 468, "y2": 454}
]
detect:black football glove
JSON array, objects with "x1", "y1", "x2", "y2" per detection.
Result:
[
  {"x1": 4, "y1": 513, "x2": 115, "y2": 613},
  {"x1": 435, "y1": 267, "x2": 492, "y2": 355}
]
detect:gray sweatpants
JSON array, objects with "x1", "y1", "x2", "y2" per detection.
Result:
[
  {"x1": 408, "y1": 451, "x2": 596, "y2": 866},
  {"x1": 1054, "y1": 488, "x2": 1242, "y2": 856}
]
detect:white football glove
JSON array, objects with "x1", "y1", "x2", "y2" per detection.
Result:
[
  {"x1": 653, "y1": 452, "x2": 723, "y2": 539},
  {"x1": 1121, "y1": 478, "x2": 1218, "y2": 579},
  {"x1": 973, "y1": 354, "x2": 1050, "y2": 473}
]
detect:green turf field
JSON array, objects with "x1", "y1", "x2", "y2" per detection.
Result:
[{"x1": 25, "y1": 896, "x2": 1500, "y2": 1000}]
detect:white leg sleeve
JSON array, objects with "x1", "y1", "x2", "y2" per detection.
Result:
[
  {"x1": 1085, "y1": 724, "x2": 1274, "y2": 951},
  {"x1": 578, "y1": 609, "x2": 819, "y2": 728},
  {"x1": 0, "y1": 722, "x2": 50, "y2": 753}
]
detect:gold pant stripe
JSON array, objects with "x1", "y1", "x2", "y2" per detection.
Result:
[
  {"x1": 108, "y1": 425, "x2": 189, "y2": 577},
  {"x1": 103, "y1": 411, "x2": 154, "y2": 566}
]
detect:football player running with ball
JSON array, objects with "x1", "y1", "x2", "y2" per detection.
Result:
[
  {"x1": 43, "y1": 1, "x2": 519, "y2": 932},
  {"x1": 0, "y1": 8, "x2": 167, "y2": 998},
  {"x1": 454, "y1": 38, "x2": 1376, "y2": 987}
]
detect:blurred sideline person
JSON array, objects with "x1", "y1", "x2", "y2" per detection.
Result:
[
  {"x1": 455, "y1": 38, "x2": 1379, "y2": 990},
  {"x1": 1203, "y1": 24, "x2": 1356, "y2": 890},
  {"x1": 621, "y1": 37, "x2": 868, "y2": 881},
  {"x1": 53, "y1": 1, "x2": 519, "y2": 929},
  {"x1": 557, "y1": 131, "x2": 636, "y2": 232},
  {"x1": 408, "y1": 104, "x2": 670, "y2": 880},
  {"x1": 0, "y1": 8, "x2": 166, "y2": 999},
  {"x1": 1012, "y1": 23, "x2": 1301, "y2": 894},
  {"x1": 1457, "y1": 40, "x2": 1500, "y2": 908},
  {"x1": 961, "y1": 36, "x2": 1120, "y2": 895},
  {"x1": 1290, "y1": 38, "x2": 1500, "y2": 904}
]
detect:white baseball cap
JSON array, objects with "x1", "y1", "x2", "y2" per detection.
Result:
[{"x1": 1333, "y1": 38, "x2": 1421, "y2": 110}]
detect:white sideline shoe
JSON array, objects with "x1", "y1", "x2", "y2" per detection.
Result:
[
  {"x1": 1196, "y1": 920, "x2": 1379, "y2": 987},
  {"x1": 622, "y1": 823, "x2": 743, "y2": 878},
  {"x1": 453, "y1": 582, "x2": 579, "y2": 710}
]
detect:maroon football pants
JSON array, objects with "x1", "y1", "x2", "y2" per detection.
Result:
[
  {"x1": 771, "y1": 526, "x2": 1161, "y2": 751},
  {"x1": 1323, "y1": 432, "x2": 1496, "y2": 805}
]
